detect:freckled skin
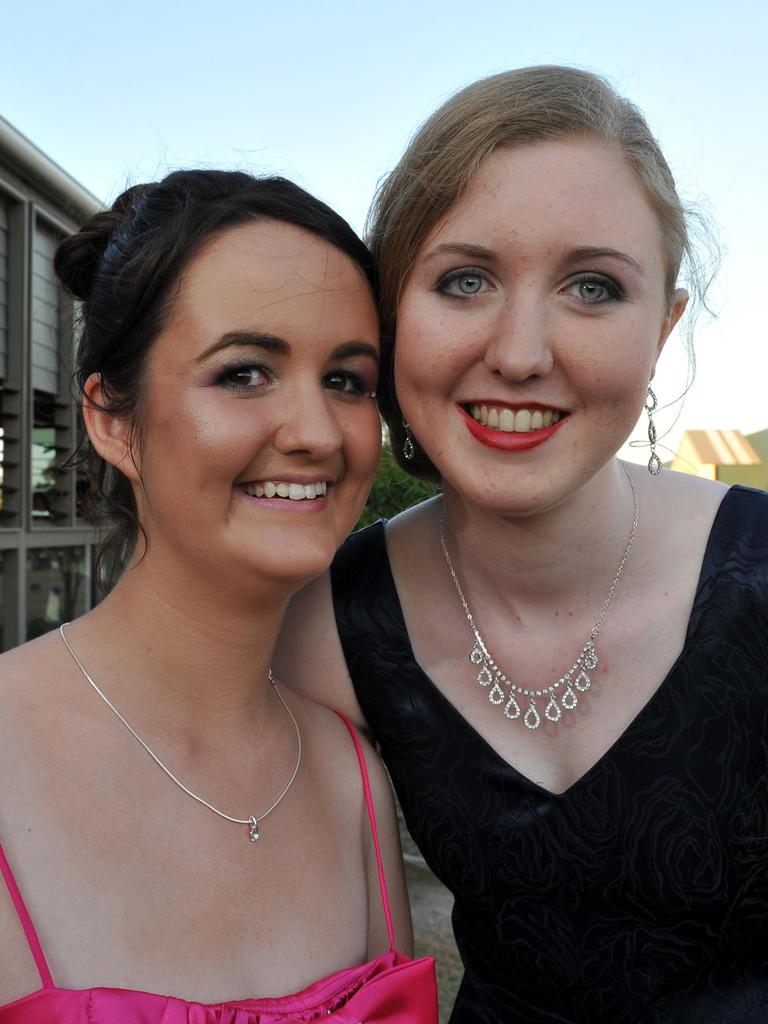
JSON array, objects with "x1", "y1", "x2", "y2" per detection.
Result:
[{"x1": 395, "y1": 139, "x2": 682, "y2": 517}]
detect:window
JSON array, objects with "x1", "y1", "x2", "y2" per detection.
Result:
[
  {"x1": 30, "y1": 220, "x2": 72, "y2": 525},
  {"x1": 26, "y1": 546, "x2": 89, "y2": 640},
  {"x1": 0, "y1": 198, "x2": 8, "y2": 381},
  {"x1": 0, "y1": 196, "x2": 18, "y2": 523},
  {"x1": 0, "y1": 553, "x2": 5, "y2": 650},
  {"x1": 31, "y1": 390, "x2": 69, "y2": 521},
  {"x1": 0, "y1": 146, "x2": 97, "y2": 653}
]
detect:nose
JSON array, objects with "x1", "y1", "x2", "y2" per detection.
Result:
[
  {"x1": 483, "y1": 292, "x2": 555, "y2": 381},
  {"x1": 272, "y1": 382, "x2": 344, "y2": 460}
]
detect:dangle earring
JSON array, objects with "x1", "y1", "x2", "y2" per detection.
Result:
[
  {"x1": 645, "y1": 386, "x2": 662, "y2": 475},
  {"x1": 403, "y1": 421, "x2": 415, "y2": 461}
]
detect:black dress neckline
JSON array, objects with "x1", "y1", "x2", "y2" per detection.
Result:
[
  {"x1": 371, "y1": 486, "x2": 739, "y2": 799},
  {"x1": 331, "y1": 484, "x2": 768, "y2": 1022}
]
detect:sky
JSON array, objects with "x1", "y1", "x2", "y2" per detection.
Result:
[{"x1": 2, "y1": 0, "x2": 765, "y2": 467}]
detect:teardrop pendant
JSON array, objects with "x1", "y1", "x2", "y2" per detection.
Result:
[
  {"x1": 581, "y1": 644, "x2": 598, "y2": 671},
  {"x1": 477, "y1": 663, "x2": 493, "y2": 686},
  {"x1": 488, "y1": 682, "x2": 505, "y2": 705},
  {"x1": 544, "y1": 696, "x2": 561, "y2": 722},
  {"x1": 504, "y1": 694, "x2": 521, "y2": 720},
  {"x1": 470, "y1": 643, "x2": 484, "y2": 665},
  {"x1": 574, "y1": 669, "x2": 591, "y2": 692},
  {"x1": 562, "y1": 685, "x2": 578, "y2": 710},
  {"x1": 403, "y1": 429, "x2": 415, "y2": 460},
  {"x1": 648, "y1": 452, "x2": 662, "y2": 475},
  {"x1": 523, "y1": 703, "x2": 541, "y2": 730}
]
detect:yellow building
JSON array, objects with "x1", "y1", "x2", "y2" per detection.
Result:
[{"x1": 670, "y1": 429, "x2": 768, "y2": 489}]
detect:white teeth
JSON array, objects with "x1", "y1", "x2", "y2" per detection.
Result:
[
  {"x1": 244, "y1": 480, "x2": 327, "y2": 500},
  {"x1": 469, "y1": 405, "x2": 563, "y2": 433},
  {"x1": 515, "y1": 409, "x2": 532, "y2": 432},
  {"x1": 499, "y1": 408, "x2": 515, "y2": 432}
]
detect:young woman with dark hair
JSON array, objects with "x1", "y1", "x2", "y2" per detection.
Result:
[{"x1": 0, "y1": 170, "x2": 437, "y2": 1022}]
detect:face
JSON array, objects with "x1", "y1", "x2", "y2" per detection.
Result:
[
  {"x1": 115, "y1": 220, "x2": 381, "y2": 588},
  {"x1": 395, "y1": 138, "x2": 686, "y2": 515}
]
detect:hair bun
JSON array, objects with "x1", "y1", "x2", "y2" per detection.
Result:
[{"x1": 54, "y1": 184, "x2": 147, "y2": 300}]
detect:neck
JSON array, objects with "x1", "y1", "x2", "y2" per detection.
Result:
[
  {"x1": 69, "y1": 548, "x2": 296, "y2": 744},
  {"x1": 441, "y1": 459, "x2": 638, "y2": 615}
]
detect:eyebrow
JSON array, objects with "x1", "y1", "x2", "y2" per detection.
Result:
[
  {"x1": 566, "y1": 246, "x2": 643, "y2": 274},
  {"x1": 420, "y1": 242, "x2": 498, "y2": 264},
  {"x1": 198, "y1": 331, "x2": 379, "y2": 364},
  {"x1": 421, "y1": 241, "x2": 644, "y2": 276}
]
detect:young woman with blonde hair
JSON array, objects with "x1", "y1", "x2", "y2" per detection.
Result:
[{"x1": 278, "y1": 67, "x2": 768, "y2": 1022}]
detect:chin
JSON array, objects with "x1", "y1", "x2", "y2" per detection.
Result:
[
  {"x1": 258, "y1": 544, "x2": 341, "y2": 589},
  {"x1": 442, "y1": 468, "x2": 578, "y2": 519}
]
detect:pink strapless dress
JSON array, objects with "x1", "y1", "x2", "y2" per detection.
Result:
[{"x1": 0, "y1": 716, "x2": 438, "y2": 1023}]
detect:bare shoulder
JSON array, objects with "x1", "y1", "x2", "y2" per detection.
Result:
[
  {"x1": 652, "y1": 466, "x2": 728, "y2": 504},
  {"x1": 0, "y1": 634, "x2": 66, "y2": 999},
  {"x1": 0, "y1": 631, "x2": 64, "y2": 732},
  {"x1": 387, "y1": 494, "x2": 441, "y2": 541},
  {"x1": 276, "y1": 571, "x2": 367, "y2": 728},
  {"x1": 287, "y1": 691, "x2": 396, "y2": 853},
  {"x1": 386, "y1": 495, "x2": 442, "y2": 574},
  {"x1": 287, "y1": 691, "x2": 412, "y2": 954},
  {"x1": 642, "y1": 468, "x2": 728, "y2": 540},
  {"x1": 346, "y1": 722, "x2": 414, "y2": 956}
]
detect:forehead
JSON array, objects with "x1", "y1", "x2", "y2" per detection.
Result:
[
  {"x1": 185, "y1": 218, "x2": 366, "y2": 305},
  {"x1": 428, "y1": 138, "x2": 666, "y2": 272},
  {"x1": 169, "y1": 219, "x2": 374, "y2": 344}
]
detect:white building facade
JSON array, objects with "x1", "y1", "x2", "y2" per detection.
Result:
[{"x1": 0, "y1": 115, "x2": 100, "y2": 650}]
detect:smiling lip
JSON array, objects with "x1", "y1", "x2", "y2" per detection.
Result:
[
  {"x1": 238, "y1": 493, "x2": 329, "y2": 512},
  {"x1": 237, "y1": 477, "x2": 330, "y2": 510},
  {"x1": 458, "y1": 404, "x2": 568, "y2": 451}
]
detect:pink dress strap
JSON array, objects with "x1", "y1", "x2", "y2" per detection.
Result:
[
  {"x1": 0, "y1": 842, "x2": 54, "y2": 988},
  {"x1": 333, "y1": 713, "x2": 397, "y2": 951}
]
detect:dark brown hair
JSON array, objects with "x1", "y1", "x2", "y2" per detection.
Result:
[{"x1": 56, "y1": 170, "x2": 377, "y2": 587}]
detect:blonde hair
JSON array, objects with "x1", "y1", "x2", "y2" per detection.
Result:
[{"x1": 369, "y1": 65, "x2": 712, "y2": 480}]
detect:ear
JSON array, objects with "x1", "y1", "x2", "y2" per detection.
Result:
[
  {"x1": 82, "y1": 373, "x2": 141, "y2": 483},
  {"x1": 651, "y1": 287, "x2": 688, "y2": 377}
]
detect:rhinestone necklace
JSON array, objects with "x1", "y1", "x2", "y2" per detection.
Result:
[
  {"x1": 439, "y1": 464, "x2": 638, "y2": 730},
  {"x1": 59, "y1": 624, "x2": 301, "y2": 842}
]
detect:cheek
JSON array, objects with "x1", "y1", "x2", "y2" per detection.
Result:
[
  {"x1": 394, "y1": 305, "x2": 471, "y2": 400},
  {"x1": 141, "y1": 392, "x2": 272, "y2": 484},
  {"x1": 562, "y1": 312, "x2": 659, "y2": 403},
  {"x1": 348, "y1": 408, "x2": 383, "y2": 480}
]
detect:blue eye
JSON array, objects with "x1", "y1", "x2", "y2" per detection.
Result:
[
  {"x1": 566, "y1": 275, "x2": 622, "y2": 305},
  {"x1": 436, "y1": 268, "x2": 491, "y2": 298},
  {"x1": 217, "y1": 363, "x2": 271, "y2": 391}
]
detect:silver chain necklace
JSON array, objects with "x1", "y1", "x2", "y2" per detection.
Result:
[
  {"x1": 439, "y1": 464, "x2": 638, "y2": 730},
  {"x1": 59, "y1": 624, "x2": 301, "y2": 842}
]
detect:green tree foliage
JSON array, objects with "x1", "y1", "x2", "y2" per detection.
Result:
[{"x1": 358, "y1": 445, "x2": 440, "y2": 528}]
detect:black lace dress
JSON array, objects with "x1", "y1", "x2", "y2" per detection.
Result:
[{"x1": 330, "y1": 486, "x2": 768, "y2": 1023}]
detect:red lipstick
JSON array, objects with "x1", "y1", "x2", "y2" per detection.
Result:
[{"x1": 458, "y1": 405, "x2": 567, "y2": 451}]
